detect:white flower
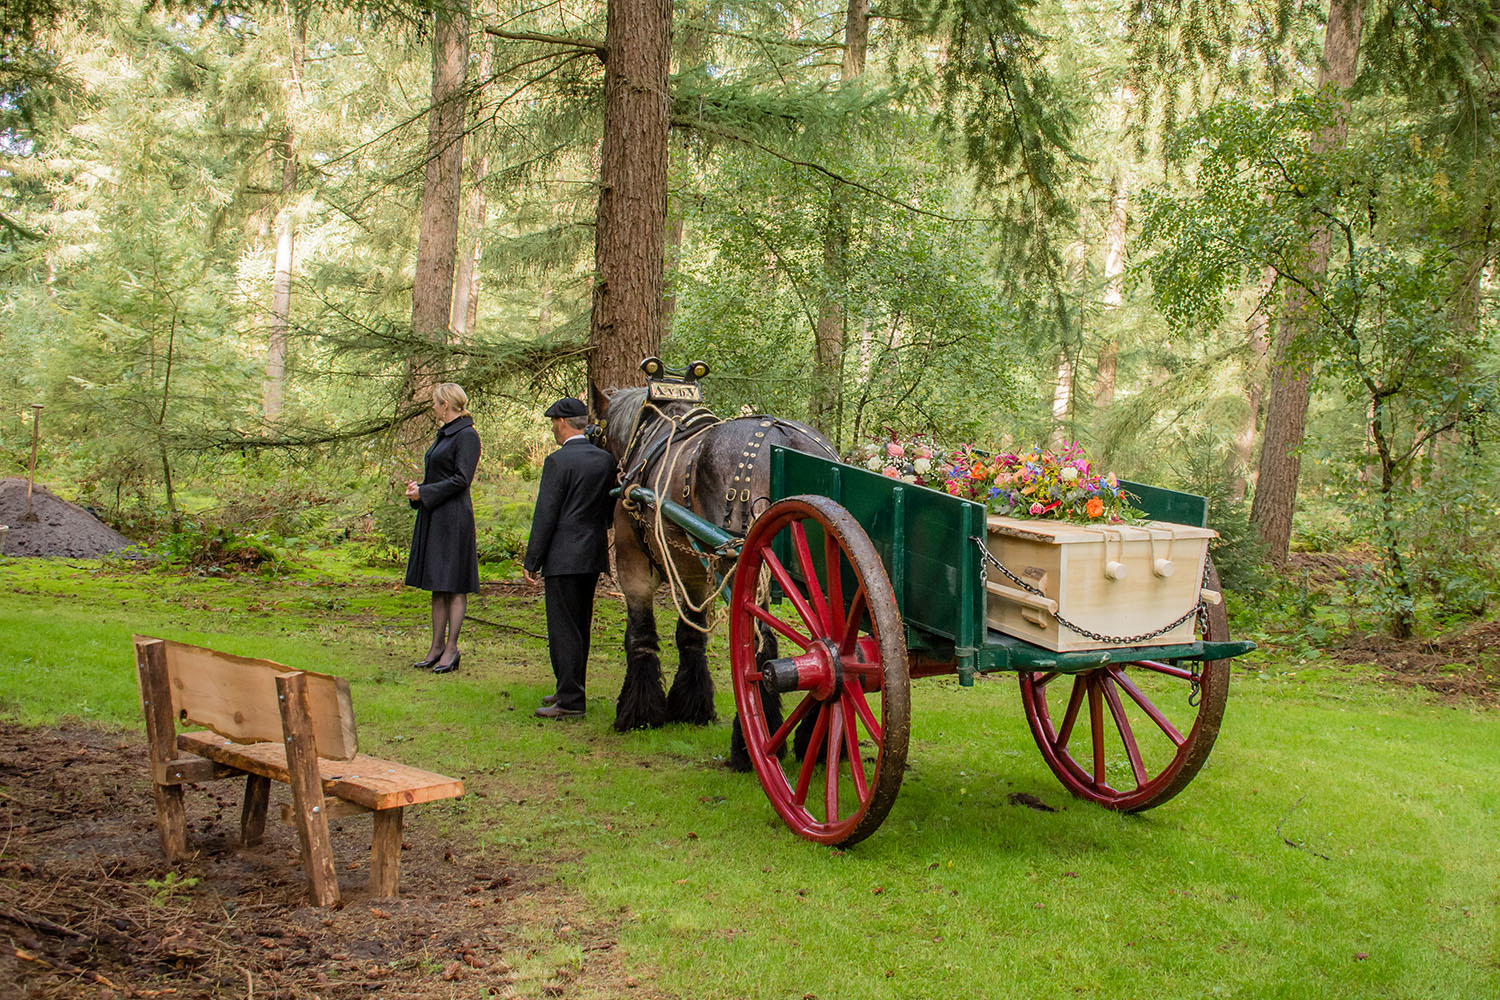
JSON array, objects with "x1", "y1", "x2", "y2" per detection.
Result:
[
  {"x1": 913, "y1": 458, "x2": 932, "y2": 475},
  {"x1": 866, "y1": 455, "x2": 885, "y2": 471},
  {"x1": 1060, "y1": 467, "x2": 1079, "y2": 482},
  {"x1": 901, "y1": 474, "x2": 917, "y2": 484}
]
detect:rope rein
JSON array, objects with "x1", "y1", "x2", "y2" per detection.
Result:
[{"x1": 617, "y1": 400, "x2": 727, "y2": 635}]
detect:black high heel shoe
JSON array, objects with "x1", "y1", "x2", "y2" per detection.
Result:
[
  {"x1": 412, "y1": 654, "x2": 441, "y2": 669},
  {"x1": 431, "y1": 651, "x2": 461, "y2": 674}
]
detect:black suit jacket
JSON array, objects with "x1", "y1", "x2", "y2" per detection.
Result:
[{"x1": 523, "y1": 436, "x2": 617, "y2": 576}]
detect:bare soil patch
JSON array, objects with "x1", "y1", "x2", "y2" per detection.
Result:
[
  {"x1": 1332, "y1": 619, "x2": 1500, "y2": 706},
  {"x1": 0, "y1": 723, "x2": 646, "y2": 999},
  {"x1": 0, "y1": 480, "x2": 135, "y2": 559},
  {"x1": 1284, "y1": 550, "x2": 1378, "y2": 586}
]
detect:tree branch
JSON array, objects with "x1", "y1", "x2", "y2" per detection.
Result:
[
  {"x1": 673, "y1": 118, "x2": 994, "y2": 223},
  {"x1": 484, "y1": 26, "x2": 606, "y2": 61}
]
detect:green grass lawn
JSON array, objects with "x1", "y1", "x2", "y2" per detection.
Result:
[{"x1": 1, "y1": 555, "x2": 1496, "y2": 999}]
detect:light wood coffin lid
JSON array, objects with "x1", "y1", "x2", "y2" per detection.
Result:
[
  {"x1": 133, "y1": 636, "x2": 358, "y2": 761},
  {"x1": 986, "y1": 517, "x2": 1217, "y2": 544}
]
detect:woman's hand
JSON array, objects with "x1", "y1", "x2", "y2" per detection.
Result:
[{"x1": 405, "y1": 480, "x2": 421, "y2": 500}]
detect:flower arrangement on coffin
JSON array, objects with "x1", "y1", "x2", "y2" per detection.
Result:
[
  {"x1": 852, "y1": 434, "x2": 1137, "y2": 523},
  {"x1": 851, "y1": 433, "x2": 951, "y2": 488},
  {"x1": 943, "y1": 442, "x2": 1138, "y2": 523}
]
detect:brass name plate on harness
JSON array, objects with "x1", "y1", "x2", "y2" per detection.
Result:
[{"x1": 649, "y1": 381, "x2": 703, "y2": 403}]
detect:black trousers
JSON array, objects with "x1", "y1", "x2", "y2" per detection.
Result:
[{"x1": 544, "y1": 573, "x2": 598, "y2": 712}]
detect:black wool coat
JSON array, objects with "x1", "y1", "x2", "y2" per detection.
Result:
[
  {"x1": 405, "y1": 414, "x2": 481, "y2": 593},
  {"x1": 523, "y1": 437, "x2": 618, "y2": 577}
]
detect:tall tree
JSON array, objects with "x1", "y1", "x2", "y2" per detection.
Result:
[
  {"x1": 450, "y1": 8, "x2": 494, "y2": 339},
  {"x1": 410, "y1": 1, "x2": 469, "y2": 343},
  {"x1": 809, "y1": 0, "x2": 870, "y2": 437},
  {"x1": 263, "y1": 4, "x2": 307, "y2": 421},
  {"x1": 1249, "y1": 0, "x2": 1364, "y2": 564},
  {"x1": 587, "y1": 0, "x2": 671, "y2": 399}
]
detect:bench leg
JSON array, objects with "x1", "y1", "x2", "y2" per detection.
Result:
[
  {"x1": 241, "y1": 774, "x2": 271, "y2": 847},
  {"x1": 276, "y1": 671, "x2": 341, "y2": 907},
  {"x1": 370, "y1": 808, "x2": 403, "y2": 899},
  {"x1": 135, "y1": 638, "x2": 188, "y2": 861}
]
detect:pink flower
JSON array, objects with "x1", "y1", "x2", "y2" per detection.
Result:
[
  {"x1": 946, "y1": 480, "x2": 961, "y2": 495},
  {"x1": 1029, "y1": 502, "x2": 1045, "y2": 515},
  {"x1": 915, "y1": 447, "x2": 932, "y2": 459},
  {"x1": 887, "y1": 442, "x2": 905, "y2": 458},
  {"x1": 882, "y1": 466, "x2": 899, "y2": 478}
]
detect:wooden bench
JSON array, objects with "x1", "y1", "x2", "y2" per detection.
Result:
[{"x1": 133, "y1": 636, "x2": 464, "y2": 906}]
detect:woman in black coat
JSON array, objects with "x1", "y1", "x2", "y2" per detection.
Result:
[{"x1": 405, "y1": 382, "x2": 481, "y2": 674}]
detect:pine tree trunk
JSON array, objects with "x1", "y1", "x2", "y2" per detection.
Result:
[
  {"x1": 1050, "y1": 347, "x2": 1073, "y2": 449},
  {"x1": 1094, "y1": 169, "x2": 1127, "y2": 410},
  {"x1": 411, "y1": 3, "x2": 469, "y2": 343},
  {"x1": 811, "y1": 190, "x2": 848, "y2": 434},
  {"x1": 1232, "y1": 267, "x2": 1274, "y2": 500},
  {"x1": 661, "y1": 3, "x2": 707, "y2": 344},
  {"x1": 451, "y1": 19, "x2": 493, "y2": 339},
  {"x1": 809, "y1": 0, "x2": 869, "y2": 438},
  {"x1": 588, "y1": 0, "x2": 671, "y2": 400},
  {"x1": 1249, "y1": 0, "x2": 1363, "y2": 564},
  {"x1": 263, "y1": 8, "x2": 306, "y2": 422}
]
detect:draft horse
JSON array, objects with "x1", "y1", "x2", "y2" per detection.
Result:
[{"x1": 595, "y1": 381, "x2": 839, "y2": 767}]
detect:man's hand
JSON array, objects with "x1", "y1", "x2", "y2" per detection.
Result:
[{"x1": 523, "y1": 569, "x2": 541, "y2": 586}]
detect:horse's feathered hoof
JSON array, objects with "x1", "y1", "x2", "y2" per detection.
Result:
[
  {"x1": 613, "y1": 688, "x2": 668, "y2": 732},
  {"x1": 666, "y1": 687, "x2": 717, "y2": 726},
  {"x1": 726, "y1": 748, "x2": 753, "y2": 772}
]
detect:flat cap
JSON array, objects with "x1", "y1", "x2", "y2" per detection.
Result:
[{"x1": 544, "y1": 397, "x2": 588, "y2": 419}]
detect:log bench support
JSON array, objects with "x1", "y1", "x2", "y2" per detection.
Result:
[{"x1": 133, "y1": 637, "x2": 463, "y2": 907}]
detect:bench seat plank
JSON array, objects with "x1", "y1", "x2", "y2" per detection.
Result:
[{"x1": 177, "y1": 731, "x2": 464, "y2": 811}]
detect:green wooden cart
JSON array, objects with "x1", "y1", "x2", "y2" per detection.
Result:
[{"x1": 619, "y1": 444, "x2": 1255, "y2": 846}]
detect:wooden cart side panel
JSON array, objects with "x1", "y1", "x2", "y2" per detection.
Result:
[
  {"x1": 771, "y1": 447, "x2": 986, "y2": 647},
  {"x1": 1117, "y1": 480, "x2": 1208, "y2": 527},
  {"x1": 132, "y1": 635, "x2": 358, "y2": 760}
]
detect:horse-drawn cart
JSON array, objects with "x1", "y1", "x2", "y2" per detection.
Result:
[
  {"x1": 605, "y1": 361, "x2": 1254, "y2": 846},
  {"x1": 616, "y1": 439, "x2": 1255, "y2": 847}
]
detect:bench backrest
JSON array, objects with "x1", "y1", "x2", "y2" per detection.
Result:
[{"x1": 133, "y1": 636, "x2": 358, "y2": 760}]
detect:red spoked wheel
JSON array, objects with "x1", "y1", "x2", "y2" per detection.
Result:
[
  {"x1": 729, "y1": 495, "x2": 910, "y2": 846},
  {"x1": 1017, "y1": 558, "x2": 1232, "y2": 811}
]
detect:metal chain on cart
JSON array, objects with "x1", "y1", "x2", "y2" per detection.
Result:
[{"x1": 971, "y1": 536, "x2": 1206, "y2": 647}]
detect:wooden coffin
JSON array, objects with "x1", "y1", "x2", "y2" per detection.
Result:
[{"x1": 983, "y1": 517, "x2": 1216, "y2": 652}]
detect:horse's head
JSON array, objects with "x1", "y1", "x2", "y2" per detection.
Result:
[
  {"x1": 595, "y1": 385, "x2": 708, "y2": 466},
  {"x1": 594, "y1": 386, "x2": 645, "y2": 464}
]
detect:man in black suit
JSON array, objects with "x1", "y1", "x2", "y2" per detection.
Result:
[{"x1": 523, "y1": 397, "x2": 618, "y2": 718}]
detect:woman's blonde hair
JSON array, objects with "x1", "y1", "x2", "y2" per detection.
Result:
[{"x1": 432, "y1": 382, "x2": 468, "y2": 413}]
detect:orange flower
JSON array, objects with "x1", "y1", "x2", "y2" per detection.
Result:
[
  {"x1": 969, "y1": 464, "x2": 988, "y2": 480},
  {"x1": 1085, "y1": 496, "x2": 1104, "y2": 518}
]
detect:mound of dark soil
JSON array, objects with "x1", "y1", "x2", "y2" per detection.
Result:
[
  {"x1": 0, "y1": 723, "x2": 636, "y2": 999},
  {"x1": 0, "y1": 479, "x2": 135, "y2": 558}
]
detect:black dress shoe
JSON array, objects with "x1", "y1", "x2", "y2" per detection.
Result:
[
  {"x1": 412, "y1": 654, "x2": 441, "y2": 669},
  {"x1": 541, "y1": 693, "x2": 559, "y2": 707},
  {"x1": 431, "y1": 652, "x2": 461, "y2": 674},
  {"x1": 535, "y1": 703, "x2": 583, "y2": 719}
]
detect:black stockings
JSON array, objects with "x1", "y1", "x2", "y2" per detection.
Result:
[{"x1": 427, "y1": 591, "x2": 468, "y2": 660}]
